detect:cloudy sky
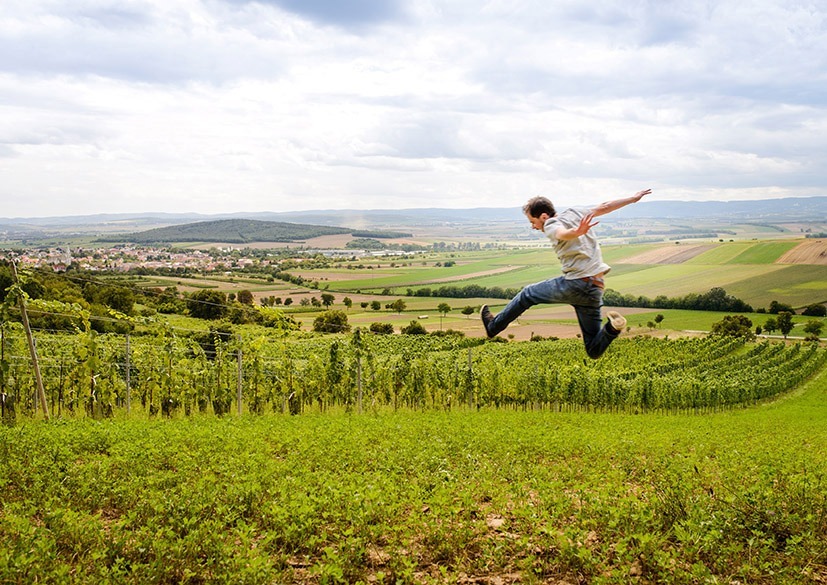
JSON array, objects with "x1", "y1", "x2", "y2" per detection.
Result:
[{"x1": 1, "y1": 0, "x2": 826, "y2": 218}]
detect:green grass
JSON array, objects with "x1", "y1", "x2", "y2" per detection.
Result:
[
  {"x1": 623, "y1": 308, "x2": 826, "y2": 334},
  {"x1": 685, "y1": 242, "x2": 756, "y2": 265},
  {"x1": 725, "y1": 265, "x2": 827, "y2": 309},
  {"x1": 726, "y1": 241, "x2": 800, "y2": 264},
  {"x1": 3, "y1": 366, "x2": 827, "y2": 584},
  {"x1": 282, "y1": 241, "x2": 826, "y2": 311},
  {"x1": 606, "y1": 264, "x2": 788, "y2": 302}
]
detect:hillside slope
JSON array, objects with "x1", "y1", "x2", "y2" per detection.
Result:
[{"x1": 95, "y1": 219, "x2": 409, "y2": 244}]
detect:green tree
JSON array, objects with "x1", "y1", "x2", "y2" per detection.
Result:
[
  {"x1": 343, "y1": 296, "x2": 353, "y2": 310},
  {"x1": 803, "y1": 320, "x2": 823, "y2": 340},
  {"x1": 763, "y1": 317, "x2": 778, "y2": 335},
  {"x1": 401, "y1": 320, "x2": 427, "y2": 335},
  {"x1": 390, "y1": 299, "x2": 406, "y2": 313},
  {"x1": 437, "y1": 302, "x2": 451, "y2": 330},
  {"x1": 802, "y1": 303, "x2": 827, "y2": 317},
  {"x1": 369, "y1": 322, "x2": 394, "y2": 334},
  {"x1": 187, "y1": 289, "x2": 228, "y2": 320},
  {"x1": 769, "y1": 300, "x2": 795, "y2": 314},
  {"x1": 313, "y1": 310, "x2": 351, "y2": 333},
  {"x1": 371, "y1": 300, "x2": 381, "y2": 311},
  {"x1": 777, "y1": 311, "x2": 794, "y2": 339},
  {"x1": 237, "y1": 289, "x2": 254, "y2": 305},
  {"x1": 710, "y1": 315, "x2": 755, "y2": 340},
  {"x1": 654, "y1": 314, "x2": 664, "y2": 327},
  {"x1": 321, "y1": 293, "x2": 335, "y2": 307},
  {"x1": 462, "y1": 306, "x2": 475, "y2": 318}
]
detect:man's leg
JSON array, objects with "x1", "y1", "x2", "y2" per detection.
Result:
[
  {"x1": 482, "y1": 277, "x2": 566, "y2": 337},
  {"x1": 575, "y1": 304, "x2": 625, "y2": 359}
]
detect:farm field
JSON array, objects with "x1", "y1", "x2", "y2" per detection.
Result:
[
  {"x1": 3, "y1": 363, "x2": 827, "y2": 584},
  {"x1": 270, "y1": 239, "x2": 827, "y2": 318}
]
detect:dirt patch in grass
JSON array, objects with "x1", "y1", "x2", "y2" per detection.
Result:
[
  {"x1": 616, "y1": 244, "x2": 717, "y2": 265},
  {"x1": 777, "y1": 240, "x2": 827, "y2": 265}
]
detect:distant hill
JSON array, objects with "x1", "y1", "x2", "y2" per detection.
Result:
[
  {"x1": 611, "y1": 196, "x2": 827, "y2": 220},
  {"x1": 2, "y1": 196, "x2": 825, "y2": 238},
  {"x1": 95, "y1": 219, "x2": 412, "y2": 244}
]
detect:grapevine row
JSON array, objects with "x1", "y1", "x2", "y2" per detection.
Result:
[{"x1": 0, "y1": 324, "x2": 824, "y2": 421}]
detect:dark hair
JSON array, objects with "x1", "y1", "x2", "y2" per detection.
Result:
[{"x1": 523, "y1": 196, "x2": 555, "y2": 218}]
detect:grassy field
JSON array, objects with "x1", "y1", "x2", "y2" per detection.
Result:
[
  {"x1": 287, "y1": 239, "x2": 827, "y2": 313},
  {"x1": 3, "y1": 365, "x2": 826, "y2": 584}
]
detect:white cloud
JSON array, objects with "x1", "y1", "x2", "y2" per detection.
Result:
[{"x1": 1, "y1": 0, "x2": 826, "y2": 218}]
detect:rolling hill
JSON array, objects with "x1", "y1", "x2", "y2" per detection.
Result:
[{"x1": 95, "y1": 219, "x2": 411, "y2": 244}]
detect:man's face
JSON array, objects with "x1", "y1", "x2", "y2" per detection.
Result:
[{"x1": 527, "y1": 213, "x2": 548, "y2": 232}]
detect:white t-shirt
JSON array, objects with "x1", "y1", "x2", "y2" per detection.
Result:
[{"x1": 543, "y1": 207, "x2": 611, "y2": 279}]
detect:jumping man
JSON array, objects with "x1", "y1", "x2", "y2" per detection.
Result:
[{"x1": 481, "y1": 189, "x2": 651, "y2": 358}]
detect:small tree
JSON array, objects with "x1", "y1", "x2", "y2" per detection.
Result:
[
  {"x1": 313, "y1": 310, "x2": 351, "y2": 333},
  {"x1": 763, "y1": 317, "x2": 778, "y2": 335},
  {"x1": 390, "y1": 299, "x2": 407, "y2": 314},
  {"x1": 710, "y1": 315, "x2": 755, "y2": 340},
  {"x1": 437, "y1": 302, "x2": 451, "y2": 330},
  {"x1": 803, "y1": 320, "x2": 823, "y2": 341},
  {"x1": 237, "y1": 289, "x2": 254, "y2": 306},
  {"x1": 343, "y1": 297, "x2": 353, "y2": 311},
  {"x1": 769, "y1": 300, "x2": 795, "y2": 314},
  {"x1": 654, "y1": 314, "x2": 664, "y2": 328},
  {"x1": 401, "y1": 320, "x2": 427, "y2": 335},
  {"x1": 321, "y1": 293, "x2": 335, "y2": 307},
  {"x1": 371, "y1": 300, "x2": 381, "y2": 311},
  {"x1": 777, "y1": 311, "x2": 794, "y2": 339},
  {"x1": 462, "y1": 306, "x2": 475, "y2": 319},
  {"x1": 369, "y1": 322, "x2": 394, "y2": 334},
  {"x1": 802, "y1": 303, "x2": 827, "y2": 317},
  {"x1": 187, "y1": 289, "x2": 228, "y2": 320}
]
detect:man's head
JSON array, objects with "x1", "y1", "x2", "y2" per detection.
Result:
[{"x1": 523, "y1": 196, "x2": 555, "y2": 231}]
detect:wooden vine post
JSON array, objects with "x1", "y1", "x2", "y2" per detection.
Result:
[
  {"x1": 11, "y1": 262, "x2": 50, "y2": 420},
  {"x1": 236, "y1": 336, "x2": 243, "y2": 415},
  {"x1": 125, "y1": 334, "x2": 131, "y2": 415}
]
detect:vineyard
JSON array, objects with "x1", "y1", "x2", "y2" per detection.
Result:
[{"x1": 2, "y1": 323, "x2": 825, "y2": 422}]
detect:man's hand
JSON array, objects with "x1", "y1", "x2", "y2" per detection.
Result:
[
  {"x1": 592, "y1": 188, "x2": 652, "y2": 218},
  {"x1": 574, "y1": 212, "x2": 599, "y2": 236},
  {"x1": 557, "y1": 212, "x2": 599, "y2": 240},
  {"x1": 632, "y1": 188, "x2": 652, "y2": 202}
]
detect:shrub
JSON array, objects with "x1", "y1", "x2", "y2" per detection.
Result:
[
  {"x1": 369, "y1": 322, "x2": 394, "y2": 335},
  {"x1": 710, "y1": 315, "x2": 755, "y2": 340},
  {"x1": 401, "y1": 320, "x2": 427, "y2": 335},
  {"x1": 802, "y1": 303, "x2": 827, "y2": 317},
  {"x1": 313, "y1": 310, "x2": 351, "y2": 333}
]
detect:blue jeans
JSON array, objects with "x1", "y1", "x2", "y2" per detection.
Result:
[{"x1": 487, "y1": 276, "x2": 620, "y2": 359}]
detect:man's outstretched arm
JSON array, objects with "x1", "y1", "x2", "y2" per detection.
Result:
[
  {"x1": 554, "y1": 188, "x2": 652, "y2": 241},
  {"x1": 591, "y1": 189, "x2": 651, "y2": 218}
]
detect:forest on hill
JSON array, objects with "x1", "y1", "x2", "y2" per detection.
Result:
[{"x1": 95, "y1": 218, "x2": 412, "y2": 244}]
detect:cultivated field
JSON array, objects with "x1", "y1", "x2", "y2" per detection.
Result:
[
  {"x1": 282, "y1": 238, "x2": 826, "y2": 321},
  {"x1": 129, "y1": 238, "x2": 827, "y2": 339}
]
